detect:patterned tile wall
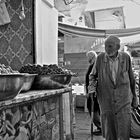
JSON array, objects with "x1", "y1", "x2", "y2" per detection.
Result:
[{"x1": 0, "y1": 0, "x2": 35, "y2": 70}]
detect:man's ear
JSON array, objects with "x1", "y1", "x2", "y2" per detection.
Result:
[{"x1": 116, "y1": 44, "x2": 120, "y2": 50}]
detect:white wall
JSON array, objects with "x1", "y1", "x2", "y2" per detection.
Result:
[
  {"x1": 123, "y1": 1, "x2": 140, "y2": 28},
  {"x1": 87, "y1": 0, "x2": 140, "y2": 29},
  {"x1": 35, "y1": 0, "x2": 58, "y2": 65},
  {"x1": 94, "y1": 7, "x2": 125, "y2": 29},
  {"x1": 64, "y1": 35, "x2": 95, "y2": 53}
]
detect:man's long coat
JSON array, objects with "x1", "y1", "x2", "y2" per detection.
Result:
[{"x1": 90, "y1": 52, "x2": 137, "y2": 140}]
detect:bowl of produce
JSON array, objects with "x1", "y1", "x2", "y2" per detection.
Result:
[
  {"x1": 19, "y1": 64, "x2": 74, "y2": 90},
  {"x1": 21, "y1": 73, "x2": 37, "y2": 92},
  {"x1": 19, "y1": 64, "x2": 75, "y2": 76},
  {"x1": 32, "y1": 74, "x2": 72, "y2": 90},
  {"x1": 0, "y1": 74, "x2": 25, "y2": 101}
]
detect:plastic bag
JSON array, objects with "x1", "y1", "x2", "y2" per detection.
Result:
[{"x1": 131, "y1": 105, "x2": 140, "y2": 139}]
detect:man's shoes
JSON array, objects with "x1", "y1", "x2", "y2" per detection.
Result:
[{"x1": 92, "y1": 128, "x2": 102, "y2": 135}]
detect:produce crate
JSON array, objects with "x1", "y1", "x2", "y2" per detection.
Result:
[{"x1": 76, "y1": 94, "x2": 86, "y2": 108}]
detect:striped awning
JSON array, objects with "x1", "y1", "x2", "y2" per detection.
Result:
[
  {"x1": 58, "y1": 22, "x2": 140, "y2": 45},
  {"x1": 58, "y1": 22, "x2": 140, "y2": 38},
  {"x1": 58, "y1": 22, "x2": 106, "y2": 38}
]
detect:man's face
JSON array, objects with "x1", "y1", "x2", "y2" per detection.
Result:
[
  {"x1": 88, "y1": 56, "x2": 95, "y2": 65},
  {"x1": 105, "y1": 42, "x2": 119, "y2": 57}
]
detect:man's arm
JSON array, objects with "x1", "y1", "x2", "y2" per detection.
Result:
[
  {"x1": 88, "y1": 58, "x2": 98, "y2": 95},
  {"x1": 85, "y1": 66, "x2": 90, "y2": 94},
  {"x1": 128, "y1": 55, "x2": 138, "y2": 108}
]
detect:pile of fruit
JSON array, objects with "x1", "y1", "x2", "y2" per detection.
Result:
[
  {"x1": 0, "y1": 64, "x2": 19, "y2": 74},
  {"x1": 19, "y1": 64, "x2": 74, "y2": 75}
]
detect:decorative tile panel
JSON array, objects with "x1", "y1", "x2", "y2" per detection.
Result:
[
  {"x1": 23, "y1": 33, "x2": 32, "y2": 52},
  {"x1": 10, "y1": 35, "x2": 21, "y2": 53},
  {"x1": 0, "y1": 23, "x2": 8, "y2": 33},
  {"x1": 0, "y1": 36, "x2": 9, "y2": 53},
  {"x1": 10, "y1": 56, "x2": 23, "y2": 70},
  {"x1": 7, "y1": 4, "x2": 15, "y2": 19},
  {"x1": 0, "y1": 56, "x2": 8, "y2": 65},
  {"x1": 16, "y1": 45, "x2": 29, "y2": 63},
  {"x1": 0, "y1": 0, "x2": 35, "y2": 70},
  {"x1": 4, "y1": 47, "x2": 15, "y2": 63},
  {"x1": 23, "y1": 10, "x2": 32, "y2": 32},
  {"x1": 0, "y1": 53, "x2": 3, "y2": 59},
  {"x1": 4, "y1": 26, "x2": 15, "y2": 41},
  {"x1": 10, "y1": 13, "x2": 22, "y2": 32},
  {"x1": 9, "y1": 0, "x2": 20, "y2": 11},
  {"x1": 24, "y1": 0, "x2": 32, "y2": 9},
  {"x1": 17, "y1": 23, "x2": 28, "y2": 41},
  {"x1": 0, "y1": 31, "x2": 3, "y2": 38}
]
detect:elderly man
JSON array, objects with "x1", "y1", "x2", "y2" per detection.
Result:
[
  {"x1": 88, "y1": 36, "x2": 138, "y2": 140},
  {"x1": 85, "y1": 50, "x2": 101, "y2": 135}
]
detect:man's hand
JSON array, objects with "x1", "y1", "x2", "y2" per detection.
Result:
[
  {"x1": 88, "y1": 84, "x2": 97, "y2": 94},
  {"x1": 86, "y1": 92, "x2": 96, "y2": 99},
  {"x1": 132, "y1": 96, "x2": 138, "y2": 109},
  {"x1": 88, "y1": 75, "x2": 97, "y2": 94},
  {"x1": 86, "y1": 93, "x2": 90, "y2": 98}
]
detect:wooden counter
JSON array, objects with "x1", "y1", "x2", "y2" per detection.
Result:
[{"x1": 0, "y1": 87, "x2": 74, "y2": 140}]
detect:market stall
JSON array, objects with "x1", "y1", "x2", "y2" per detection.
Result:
[
  {"x1": 0, "y1": 0, "x2": 76, "y2": 139},
  {"x1": 0, "y1": 88, "x2": 73, "y2": 140},
  {"x1": 0, "y1": 64, "x2": 75, "y2": 140}
]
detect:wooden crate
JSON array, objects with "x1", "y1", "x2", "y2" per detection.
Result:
[{"x1": 76, "y1": 95, "x2": 86, "y2": 108}]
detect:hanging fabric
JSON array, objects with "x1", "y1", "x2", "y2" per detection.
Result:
[{"x1": 0, "y1": 1, "x2": 11, "y2": 25}]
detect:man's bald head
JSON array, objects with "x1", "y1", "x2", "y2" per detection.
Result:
[
  {"x1": 105, "y1": 36, "x2": 120, "y2": 57},
  {"x1": 105, "y1": 35, "x2": 120, "y2": 45}
]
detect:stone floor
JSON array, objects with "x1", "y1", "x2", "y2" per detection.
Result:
[
  {"x1": 74, "y1": 108, "x2": 103, "y2": 140},
  {"x1": 74, "y1": 107, "x2": 140, "y2": 140}
]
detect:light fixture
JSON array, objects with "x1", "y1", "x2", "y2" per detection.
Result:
[
  {"x1": 19, "y1": 0, "x2": 25, "y2": 20},
  {"x1": 112, "y1": 10, "x2": 122, "y2": 17},
  {"x1": 112, "y1": 10, "x2": 123, "y2": 22}
]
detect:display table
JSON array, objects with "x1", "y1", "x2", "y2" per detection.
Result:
[{"x1": 0, "y1": 87, "x2": 74, "y2": 140}]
